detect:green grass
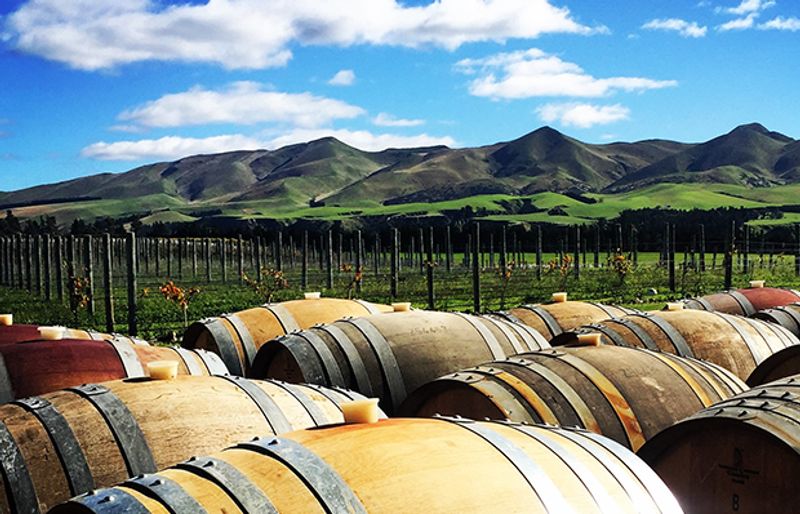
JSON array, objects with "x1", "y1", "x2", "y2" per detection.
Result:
[
  {"x1": 204, "y1": 183, "x2": 795, "y2": 223},
  {"x1": 140, "y1": 211, "x2": 200, "y2": 225},
  {"x1": 8, "y1": 182, "x2": 800, "y2": 227}
]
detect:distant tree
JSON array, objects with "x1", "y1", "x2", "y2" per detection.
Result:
[
  {"x1": 42, "y1": 215, "x2": 58, "y2": 234},
  {"x1": 70, "y1": 218, "x2": 88, "y2": 235},
  {"x1": 3, "y1": 209, "x2": 21, "y2": 233},
  {"x1": 130, "y1": 218, "x2": 143, "y2": 234}
]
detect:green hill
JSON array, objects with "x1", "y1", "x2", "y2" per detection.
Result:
[
  {"x1": 1, "y1": 123, "x2": 798, "y2": 226},
  {"x1": 608, "y1": 123, "x2": 795, "y2": 191}
]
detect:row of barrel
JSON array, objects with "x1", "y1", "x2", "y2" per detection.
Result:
[
  {"x1": 0, "y1": 313, "x2": 680, "y2": 514},
  {"x1": 2, "y1": 284, "x2": 798, "y2": 402},
  {"x1": 2, "y1": 285, "x2": 800, "y2": 513}
]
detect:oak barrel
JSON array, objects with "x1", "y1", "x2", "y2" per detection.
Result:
[
  {"x1": 251, "y1": 309, "x2": 550, "y2": 413},
  {"x1": 401, "y1": 344, "x2": 746, "y2": 450},
  {"x1": 752, "y1": 302, "x2": 800, "y2": 337},
  {"x1": 182, "y1": 297, "x2": 391, "y2": 376},
  {"x1": 497, "y1": 300, "x2": 633, "y2": 339},
  {"x1": 0, "y1": 324, "x2": 147, "y2": 346},
  {"x1": 683, "y1": 286, "x2": 800, "y2": 316},
  {"x1": 0, "y1": 337, "x2": 228, "y2": 402},
  {"x1": 552, "y1": 309, "x2": 798, "y2": 380},
  {"x1": 52, "y1": 417, "x2": 682, "y2": 514},
  {"x1": 746, "y1": 344, "x2": 800, "y2": 386},
  {"x1": 0, "y1": 375, "x2": 371, "y2": 513},
  {"x1": 638, "y1": 375, "x2": 800, "y2": 514}
]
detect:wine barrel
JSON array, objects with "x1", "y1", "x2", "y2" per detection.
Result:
[
  {"x1": 753, "y1": 302, "x2": 800, "y2": 337},
  {"x1": 746, "y1": 344, "x2": 800, "y2": 386},
  {"x1": 0, "y1": 337, "x2": 229, "y2": 402},
  {"x1": 0, "y1": 323, "x2": 147, "y2": 346},
  {"x1": 0, "y1": 375, "x2": 371, "y2": 514},
  {"x1": 401, "y1": 344, "x2": 746, "y2": 451},
  {"x1": 251, "y1": 309, "x2": 550, "y2": 413},
  {"x1": 683, "y1": 286, "x2": 800, "y2": 316},
  {"x1": 182, "y1": 297, "x2": 392, "y2": 376},
  {"x1": 53, "y1": 416, "x2": 682, "y2": 514},
  {"x1": 496, "y1": 300, "x2": 633, "y2": 339},
  {"x1": 552, "y1": 309, "x2": 798, "y2": 380},
  {"x1": 638, "y1": 375, "x2": 800, "y2": 514}
]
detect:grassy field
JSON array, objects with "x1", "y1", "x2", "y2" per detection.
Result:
[
  {"x1": 2, "y1": 248, "x2": 798, "y2": 342},
  {"x1": 6, "y1": 183, "x2": 800, "y2": 227}
]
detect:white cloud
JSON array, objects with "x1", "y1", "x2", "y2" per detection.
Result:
[
  {"x1": 5, "y1": 0, "x2": 598, "y2": 70},
  {"x1": 372, "y1": 112, "x2": 425, "y2": 127},
  {"x1": 536, "y1": 102, "x2": 630, "y2": 128},
  {"x1": 718, "y1": 0, "x2": 775, "y2": 15},
  {"x1": 715, "y1": 0, "x2": 778, "y2": 31},
  {"x1": 718, "y1": 12, "x2": 758, "y2": 31},
  {"x1": 81, "y1": 134, "x2": 265, "y2": 161},
  {"x1": 456, "y1": 48, "x2": 677, "y2": 99},
  {"x1": 759, "y1": 16, "x2": 800, "y2": 31},
  {"x1": 118, "y1": 82, "x2": 364, "y2": 129},
  {"x1": 82, "y1": 129, "x2": 456, "y2": 161},
  {"x1": 328, "y1": 69, "x2": 356, "y2": 86},
  {"x1": 642, "y1": 18, "x2": 707, "y2": 38},
  {"x1": 109, "y1": 124, "x2": 146, "y2": 133},
  {"x1": 265, "y1": 129, "x2": 455, "y2": 151}
]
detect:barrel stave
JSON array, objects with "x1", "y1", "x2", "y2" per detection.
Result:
[
  {"x1": 638, "y1": 377, "x2": 800, "y2": 514},
  {"x1": 401, "y1": 345, "x2": 746, "y2": 451},
  {"x1": 181, "y1": 298, "x2": 392, "y2": 377},
  {"x1": 0, "y1": 376, "x2": 367, "y2": 513},
  {"x1": 253, "y1": 310, "x2": 550, "y2": 414},
  {"x1": 50, "y1": 418, "x2": 681, "y2": 514}
]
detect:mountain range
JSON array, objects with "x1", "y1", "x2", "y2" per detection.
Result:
[{"x1": 1, "y1": 123, "x2": 798, "y2": 219}]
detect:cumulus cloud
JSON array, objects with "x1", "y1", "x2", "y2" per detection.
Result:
[
  {"x1": 759, "y1": 16, "x2": 800, "y2": 30},
  {"x1": 718, "y1": 0, "x2": 775, "y2": 15},
  {"x1": 715, "y1": 0, "x2": 777, "y2": 31},
  {"x1": 118, "y1": 82, "x2": 364, "y2": 129},
  {"x1": 81, "y1": 134, "x2": 266, "y2": 161},
  {"x1": 642, "y1": 18, "x2": 707, "y2": 37},
  {"x1": 82, "y1": 129, "x2": 456, "y2": 161},
  {"x1": 328, "y1": 69, "x2": 356, "y2": 86},
  {"x1": 455, "y1": 48, "x2": 677, "y2": 99},
  {"x1": 4, "y1": 0, "x2": 598, "y2": 70},
  {"x1": 718, "y1": 12, "x2": 759, "y2": 30},
  {"x1": 372, "y1": 112, "x2": 425, "y2": 127},
  {"x1": 536, "y1": 102, "x2": 630, "y2": 128}
]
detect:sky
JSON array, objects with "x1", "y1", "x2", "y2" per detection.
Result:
[{"x1": 0, "y1": 0, "x2": 798, "y2": 192}]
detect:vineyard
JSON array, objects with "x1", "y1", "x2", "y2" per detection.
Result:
[{"x1": 3, "y1": 224, "x2": 800, "y2": 341}]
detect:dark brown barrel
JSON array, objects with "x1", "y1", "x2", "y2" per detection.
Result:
[
  {"x1": 0, "y1": 337, "x2": 228, "y2": 402},
  {"x1": 753, "y1": 302, "x2": 800, "y2": 337},
  {"x1": 251, "y1": 309, "x2": 550, "y2": 414},
  {"x1": 401, "y1": 344, "x2": 746, "y2": 451},
  {"x1": 746, "y1": 344, "x2": 800, "y2": 386},
  {"x1": 0, "y1": 375, "x2": 371, "y2": 513},
  {"x1": 497, "y1": 300, "x2": 634, "y2": 339},
  {"x1": 0, "y1": 323, "x2": 148, "y2": 346},
  {"x1": 182, "y1": 297, "x2": 391, "y2": 376},
  {"x1": 638, "y1": 375, "x2": 800, "y2": 514},
  {"x1": 552, "y1": 309, "x2": 798, "y2": 380},
  {"x1": 52, "y1": 417, "x2": 682, "y2": 514},
  {"x1": 683, "y1": 286, "x2": 800, "y2": 316}
]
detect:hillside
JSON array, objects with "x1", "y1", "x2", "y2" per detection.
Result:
[
  {"x1": 607, "y1": 123, "x2": 798, "y2": 191},
  {"x1": 0, "y1": 123, "x2": 797, "y2": 225}
]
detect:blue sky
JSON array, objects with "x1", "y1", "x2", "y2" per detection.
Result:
[{"x1": 1, "y1": 0, "x2": 798, "y2": 191}]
